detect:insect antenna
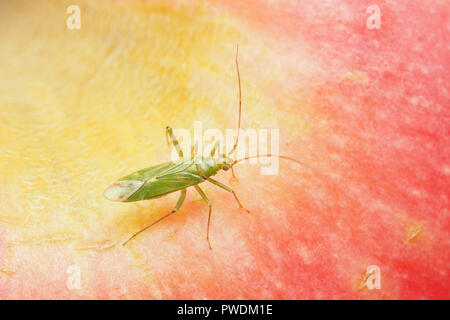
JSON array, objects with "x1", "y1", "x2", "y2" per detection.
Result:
[
  {"x1": 227, "y1": 44, "x2": 242, "y2": 156},
  {"x1": 232, "y1": 154, "x2": 309, "y2": 168}
]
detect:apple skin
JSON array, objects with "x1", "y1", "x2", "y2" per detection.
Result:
[{"x1": 0, "y1": 0, "x2": 448, "y2": 299}]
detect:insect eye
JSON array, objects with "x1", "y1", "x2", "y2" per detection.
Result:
[{"x1": 222, "y1": 165, "x2": 230, "y2": 171}]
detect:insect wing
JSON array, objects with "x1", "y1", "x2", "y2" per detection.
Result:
[
  {"x1": 104, "y1": 162, "x2": 174, "y2": 202},
  {"x1": 104, "y1": 160, "x2": 199, "y2": 202},
  {"x1": 118, "y1": 159, "x2": 194, "y2": 182},
  {"x1": 103, "y1": 180, "x2": 145, "y2": 202}
]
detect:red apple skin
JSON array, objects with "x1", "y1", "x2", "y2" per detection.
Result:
[
  {"x1": 207, "y1": 0, "x2": 450, "y2": 299},
  {"x1": 0, "y1": 0, "x2": 448, "y2": 299}
]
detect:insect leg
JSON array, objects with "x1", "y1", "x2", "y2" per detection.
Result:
[
  {"x1": 206, "y1": 177, "x2": 250, "y2": 213},
  {"x1": 122, "y1": 189, "x2": 187, "y2": 246},
  {"x1": 230, "y1": 166, "x2": 238, "y2": 181},
  {"x1": 194, "y1": 185, "x2": 213, "y2": 250},
  {"x1": 166, "y1": 126, "x2": 183, "y2": 158}
]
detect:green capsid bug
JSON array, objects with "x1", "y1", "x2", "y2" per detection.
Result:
[{"x1": 104, "y1": 46, "x2": 303, "y2": 249}]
